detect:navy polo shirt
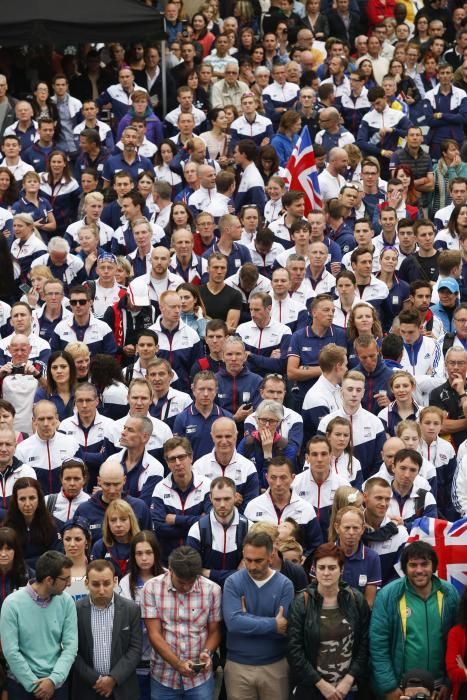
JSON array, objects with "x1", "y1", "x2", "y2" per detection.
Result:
[
  {"x1": 173, "y1": 403, "x2": 232, "y2": 461},
  {"x1": 202, "y1": 241, "x2": 252, "y2": 279},
  {"x1": 37, "y1": 309, "x2": 65, "y2": 343},
  {"x1": 102, "y1": 152, "x2": 154, "y2": 184},
  {"x1": 342, "y1": 542, "x2": 382, "y2": 592},
  {"x1": 287, "y1": 324, "x2": 347, "y2": 401}
]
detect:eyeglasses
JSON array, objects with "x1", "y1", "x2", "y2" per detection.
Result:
[
  {"x1": 166, "y1": 453, "x2": 189, "y2": 464},
  {"x1": 446, "y1": 360, "x2": 467, "y2": 367},
  {"x1": 455, "y1": 318, "x2": 467, "y2": 324},
  {"x1": 62, "y1": 457, "x2": 85, "y2": 465},
  {"x1": 56, "y1": 575, "x2": 71, "y2": 583},
  {"x1": 382, "y1": 245, "x2": 399, "y2": 253},
  {"x1": 265, "y1": 373, "x2": 284, "y2": 381},
  {"x1": 70, "y1": 299, "x2": 89, "y2": 306},
  {"x1": 258, "y1": 417, "x2": 279, "y2": 425}
]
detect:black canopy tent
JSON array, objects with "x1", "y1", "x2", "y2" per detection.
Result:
[
  {"x1": 0, "y1": 0, "x2": 166, "y2": 45},
  {"x1": 0, "y1": 0, "x2": 169, "y2": 109}
]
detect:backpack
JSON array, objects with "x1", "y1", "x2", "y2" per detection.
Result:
[
  {"x1": 414, "y1": 489, "x2": 428, "y2": 518},
  {"x1": 442, "y1": 332, "x2": 456, "y2": 356},
  {"x1": 45, "y1": 493, "x2": 59, "y2": 515}
]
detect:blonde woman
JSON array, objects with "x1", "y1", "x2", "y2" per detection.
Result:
[
  {"x1": 90, "y1": 499, "x2": 140, "y2": 580},
  {"x1": 10, "y1": 213, "x2": 47, "y2": 285}
]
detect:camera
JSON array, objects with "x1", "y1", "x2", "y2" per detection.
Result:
[{"x1": 11, "y1": 364, "x2": 25, "y2": 375}]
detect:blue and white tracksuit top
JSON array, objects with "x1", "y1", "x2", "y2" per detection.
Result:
[
  {"x1": 292, "y1": 468, "x2": 350, "y2": 540},
  {"x1": 186, "y1": 508, "x2": 250, "y2": 586},
  {"x1": 15, "y1": 432, "x2": 80, "y2": 495},
  {"x1": 192, "y1": 449, "x2": 259, "y2": 513},
  {"x1": 151, "y1": 472, "x2": 211, "y2": 561},
  {"x1": 244, "y1": 489, "x2": 323, "y2": 556}
]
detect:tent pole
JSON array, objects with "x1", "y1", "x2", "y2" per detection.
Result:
[{"x1": 161, "y1": 39, "x2": 167, "y2": 117}]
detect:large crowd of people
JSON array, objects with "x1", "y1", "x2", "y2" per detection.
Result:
[{"x1": 0, "y1": 0, "x2": 465, "y2": 697}]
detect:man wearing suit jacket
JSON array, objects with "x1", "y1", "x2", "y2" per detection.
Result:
[
  {"x1": 327, "y1": 0, "x2": 363, "y2": 47},
  {"x1": 73, "y1": 560, "x2": 142, "y2": 700},
  {"x1": 134, "y1": 45, "x2": 177, "y2": 117}
]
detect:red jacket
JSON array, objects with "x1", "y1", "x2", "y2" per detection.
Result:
[
  {"x1": 446, "y1": 624, "x2": 467, "y2": 700},
  {"x1": 367, "y1": 0, "x2": 395, "y2": 28}
]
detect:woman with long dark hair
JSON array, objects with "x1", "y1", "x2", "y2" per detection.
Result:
[
  {"x1": 191, "y1": 13, "x2": 216, "y2": 57},
  {"x1": 30, "y1": 81, "x2": 60, "y2": 128},
  {"x1": 325, "y1": 416, "x2": 362, "y2": 489},
  {"x1": 0, "y1": 166, "x2": 19, "y2": 209},
  {"x1": 40, "y1": 150, "x2": 80, "y2": 235},
  {"x1": 61, "y1": 515, "x2": 91, "y2": 601},
  {"x1": 435, "y1": 203, "x2": 467, "y2": 251},
  {"x1": 3, "y1": 477, "x2": 60, "y2": 568},
  {"x1": 258, "y1": 144, "x2": 282, "y2": 185},
  {"x1": 89, "y1": 354, "x2": 128, "y2": 420},
  {"x1": 120, "y1": 531, "x2": 165, "y2": 700},
  {"x1": 177, "y1": 282, "x2": 208, "y2": 338},
  {"x1": 165, "y1": 202, "x2": 196, "y2": 239},
  {"x1": 0, "y1": 526, "x2": 31, "y2": 609},
  {"x1": 34, "y1": 350, "x2": 77, "y2": 420}
]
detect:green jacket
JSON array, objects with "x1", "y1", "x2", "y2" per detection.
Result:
[{"x1": 369, "y1": 576, "x2": 459, "y2": 695}]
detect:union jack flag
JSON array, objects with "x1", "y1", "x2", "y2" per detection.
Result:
[
  {"x1": 284, "y1": 125, "x2": 323, "y2": 215},
  {"x1": 407, "y1": 517, "x2": 467, "y2": 593}
]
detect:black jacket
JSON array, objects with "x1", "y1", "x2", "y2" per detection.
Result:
[
  {"x1": 133, "y1": 68, "x2": 178, "y2": 116},
  {"x1": 327, "y1": 10, "x2": 362, "y2": 46},
  {"x1": 287, "y1": 582, "x2": 370, "y2": 699}
]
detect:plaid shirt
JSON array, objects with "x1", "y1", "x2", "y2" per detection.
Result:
[{"x1": 141, "y1": 572, "x2": 222, "y2": 690}]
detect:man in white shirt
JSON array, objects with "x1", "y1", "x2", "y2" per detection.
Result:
[
  {"x1": 318, "y1": 147, "x2": 349, "y2": 202},
  {"x1": 129, "y1": 246, "x2": 184, "y2": 309},
  {"x1": 1, "y1": 135, "x2": 34, "y2": 182}
]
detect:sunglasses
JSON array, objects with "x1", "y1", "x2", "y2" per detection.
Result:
[{"x1": 70, "y1": 299, "x2": 89, "y2": 306}]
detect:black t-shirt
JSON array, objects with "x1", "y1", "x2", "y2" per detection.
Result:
[
  {"x1": 429, "y1": 380, "x2": 467, "y2": 450},
  {"x1": 199, "y1": 284, "x2": 243, "y2": 322},
  {"x1": 416, "y1": 252, "x2": 439, "y2": 282}
]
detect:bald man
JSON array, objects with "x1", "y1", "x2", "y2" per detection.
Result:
[
  {"x1": 75, "y1": 459, "x2": 152, "y2": 542},
  {"x1": 188, "y1": 165, "x2": 218, "y2": 215},
  {"x1": 314, "y1": 107, "x2": 355, "y2": 152},
  {"x1": 130, "y1": 245, "x2": 184, "y2": 309},
  {"x1": 16, "y1": 400, "x2": 80, "y2": 494},
  {"x1": 192, "y1": 417, "x2": 259, "y2": 512},
  {"x1": 317, "y1": 147, "x2": 349, "y2": 201}
]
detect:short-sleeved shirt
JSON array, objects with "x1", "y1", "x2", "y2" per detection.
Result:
[
  {"x1": 141, "y1": 572, "x2": 222, "y2": 690},
  {"x1": 199, "y1": 284, "x2": 243, "y2": 322},
  {"x1": 342, "y1": 542, "x2": 382, "y2": 592}
]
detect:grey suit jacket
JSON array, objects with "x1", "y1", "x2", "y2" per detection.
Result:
[{"x1": 73, "y1": 593, "x2": 143, "y2": 700}]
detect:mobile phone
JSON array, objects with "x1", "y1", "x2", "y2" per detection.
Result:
[
  {"x1": 19, "y1": 284, "x2": 32, "y2": 294},
  {"x1": 181, "y1": 19, "x2": 189, "y2": 36},
  {"x1": 191, "y1": 662, "x2": 206, "y2": 673},
  {"x1": 243, "y1": 403, "x2": 252, "y2": 410}
]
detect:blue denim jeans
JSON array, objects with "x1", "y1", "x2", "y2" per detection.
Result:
[
  {"x1": 151, "y1": 676, "x2": 214, "y2": 700},
  {"x1": 7, "y1": 679, "x2": 69, "y2": 700}
]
